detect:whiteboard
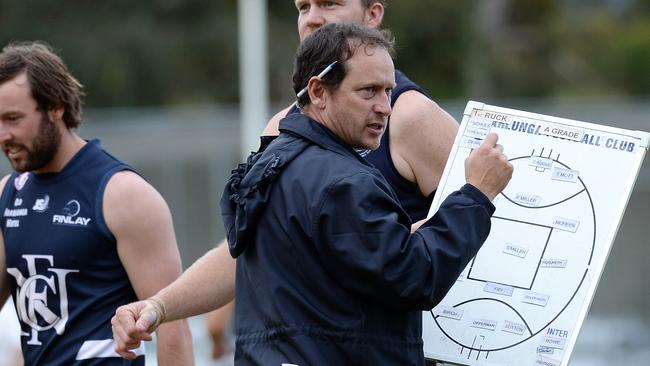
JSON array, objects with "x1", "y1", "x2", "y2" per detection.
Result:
[{"x1": 422, "y1": 101, "x2": 649, "y2": 366}]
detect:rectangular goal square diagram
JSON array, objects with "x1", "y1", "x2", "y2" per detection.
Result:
[
  {"x1": 421, "y1": 101, "x2": 649, "y2": 366},
  {"x1": 467, "y1": 217, "x2": 552, "y2": 290}
]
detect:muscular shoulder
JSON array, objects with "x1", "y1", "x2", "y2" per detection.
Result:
[
  {"x1": 104, "y1": 170, "x2": 157, "y2": 202},
  {"x1": 103, "y1": 170, "x2": 170, "y2": 232},
  {"x1": 391, "y1": 91, "x2": 455, "y2": 128},
  {"x1": 389, "y1": 91, "x2": 459, "y2": 196}
]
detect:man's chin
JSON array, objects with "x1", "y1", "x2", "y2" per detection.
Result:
[
  {"x1": 352, "y1": 138, "x2": 381, "y2": 151},
  {"x1": 364, "y1": 140, "x2": 381, "y2": 151},
  {"x1": 11, "y1": 165, "x2": 28, "y2": 173},
  {"x1": 8, "y1": 159, "x2": 29, "y2": 173}
]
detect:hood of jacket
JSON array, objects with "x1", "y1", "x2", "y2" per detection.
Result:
[{"x1": 220, "y1": 113, "x2": 369, "y2": 258}]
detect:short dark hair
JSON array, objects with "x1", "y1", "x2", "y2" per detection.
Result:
[
  {"x1": 293, "y1": 23, "x2": 394, "y2": 108},
  {"x1": 0, "y1": 41, "x2": 84, "y2": 129}
]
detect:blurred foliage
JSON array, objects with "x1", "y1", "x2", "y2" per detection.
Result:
[
  {"x1": 479, "y1": 0, "x2": 562, "y2": 98},
  {"x1": 0, "y1": 0, "x2": 239, "y2": 106},
  {"x1": 382, "y1": 1, "x2": 474, "y2": 99},
  {"x1": 1, "y1": 0, "x2": 650, "y2": 107}
]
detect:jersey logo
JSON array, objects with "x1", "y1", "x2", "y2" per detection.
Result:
[
  {"x1": 6, "y1": 255, "x2": 79, "y2": 345},
  {"x1": 32, "y1": 195, "x2": 50, "y2": 213},
  {"x1": 52, "y1": 200, "x2": 91, "y2": 227},
  {"x1": 13, "y1": 172, "x2": 29, "y2": 191}
]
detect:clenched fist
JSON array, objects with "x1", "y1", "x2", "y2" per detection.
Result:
[{"x1": 111, "y1": 297, "x2": 166, "y2": 360}]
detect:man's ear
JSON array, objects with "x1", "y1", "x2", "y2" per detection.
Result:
[
  {"x1": 364, "y1": 2, "x2": 385, "y2": 28},
  {"x1": 48, "y1": 105, "x2": 65, "y2": 123},
  {"x1": 307, "y1": 76, "x2": 328, "y2": 109}
]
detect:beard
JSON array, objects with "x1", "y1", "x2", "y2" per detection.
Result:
[{"x1": 5, "y1": 114, "x2": 61, "y2": 173}]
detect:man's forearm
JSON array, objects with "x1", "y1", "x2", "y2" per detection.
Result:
[{"x1": 156, "y1": 242, "x2": 236, "y2": 322}]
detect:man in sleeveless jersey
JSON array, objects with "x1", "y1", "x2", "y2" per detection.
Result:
[{"x1": 0, "y1": 42, "x2": 193, "y2": 365}]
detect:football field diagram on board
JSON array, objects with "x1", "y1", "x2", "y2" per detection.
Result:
[{"x1": 422, "y1": 102, "x2": 649, "y2": 366}]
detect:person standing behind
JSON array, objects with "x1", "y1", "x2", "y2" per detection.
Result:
[
  {"x1": 113, "y1": 23, "x2": 513, "y2": 365},
  {"x1": 0, "y1": 41, "x2": 193, "y2": 365},
  {"x1": 206, "y1": 0, "x2": 460, "y2": 358}
]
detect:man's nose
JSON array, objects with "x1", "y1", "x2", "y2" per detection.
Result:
[
  {"x1": 374, "y1": 93, "x2": 392, "y2": 117},
  {"x1": 304, "y1": 8, "x2": 327, "y2": 29}
]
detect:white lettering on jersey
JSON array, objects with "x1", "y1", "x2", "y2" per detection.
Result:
[
  {"x1": 52, "y1": 215, "x2": 91, "y2": 226},
  {"x1": 51, "y1": 200, "x2": 91, "y2": 227},
  {"x1": 4, "y1": 208, "x2": 28, "y2": 217}
]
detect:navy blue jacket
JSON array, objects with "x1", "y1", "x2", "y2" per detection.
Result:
[{"x1": 221, "y1": 114, "x2": 495, "y2": 366}]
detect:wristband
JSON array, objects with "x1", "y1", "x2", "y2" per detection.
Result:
[{"x1": 147, "y1": 295, "x2": 167, "y2": 327}]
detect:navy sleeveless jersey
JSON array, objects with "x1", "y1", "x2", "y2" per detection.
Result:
[
  {"x1": 287, "y1": 69, "x2": 435, "y2": 222},
  {"x1": 0, "y1": 139, "x2": 145, "y2": 365}
]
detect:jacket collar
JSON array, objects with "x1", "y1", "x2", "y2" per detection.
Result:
[{"x1": 278, "y1": 113, "x2": 372, "y2": 167}]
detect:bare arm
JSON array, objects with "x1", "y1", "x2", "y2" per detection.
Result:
[
  {"x1": 105, "y1": 171, "x2": 193, "y2": 365},
  {"x1": 112, "y1": 238, "x2": 236, "y2": 360},
  {"x1": 0, "y1": 175, "x2": 9, "y2": 308},
  {"x1": 111, "y1": 103, "x2": 293, "y2": 360},
  {"x1": 156, "y1": 240, "x2": 236, "y2": 321},
  {"x1": 389, "y1": 91, "x2": 459, "y2": 197}
]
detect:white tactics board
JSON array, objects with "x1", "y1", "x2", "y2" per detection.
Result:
[{"x1": 422, "y1": 101, "x2": 649, "y2": 366}]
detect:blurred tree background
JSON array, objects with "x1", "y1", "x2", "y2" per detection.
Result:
[{"x1": 1, "y1": 0, "x2": 649, "y2": 108}]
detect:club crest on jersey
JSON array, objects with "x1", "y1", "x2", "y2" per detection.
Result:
[
  {"x1": 13, "y1": 172, "x2": 29, "y2": 191},
  {"x1": 52, "y1": 200, "x2": 91, "y2": 226},
  {"x1": 6, "y1": 255, "x2": 79, "y2": 345}
]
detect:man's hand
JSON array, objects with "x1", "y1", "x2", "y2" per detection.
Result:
[
  {"x1": 465, "y1": 133, "x2": 513, "y2": 200},
  {"x1": 111, "y1": 297, "x2": 166, "y2": 360}
]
